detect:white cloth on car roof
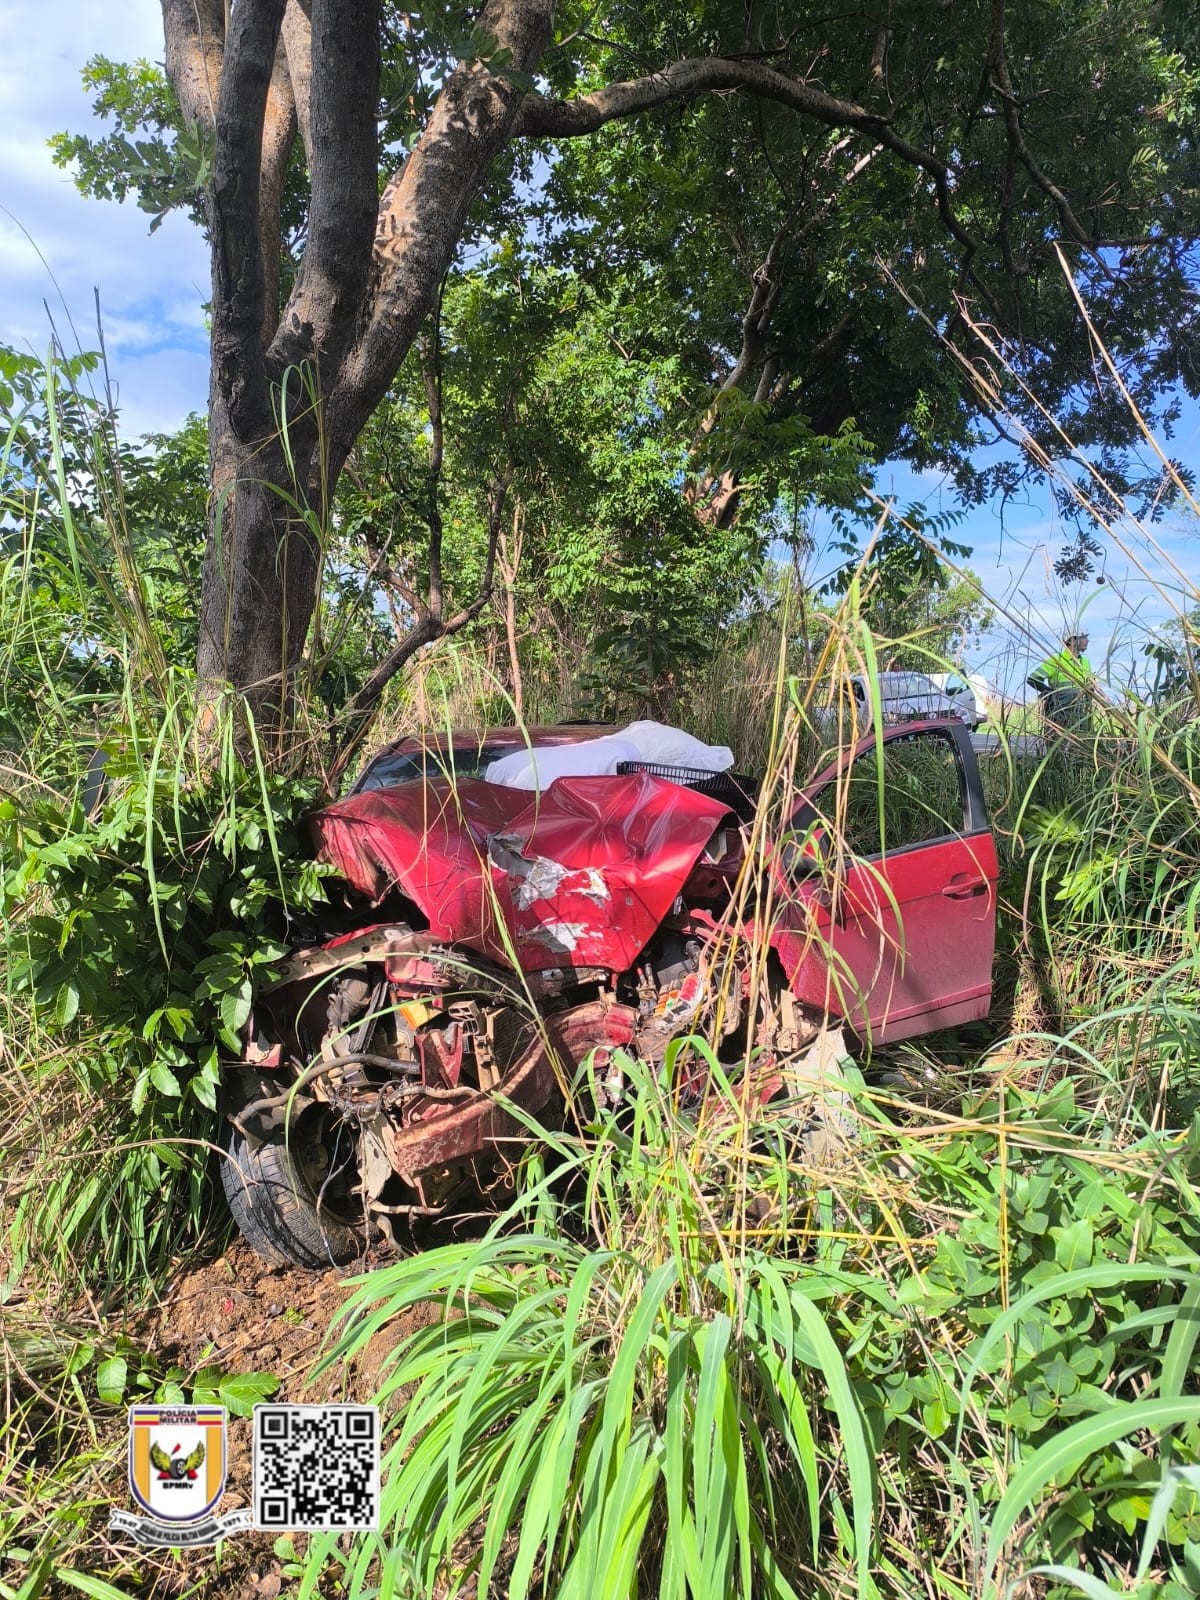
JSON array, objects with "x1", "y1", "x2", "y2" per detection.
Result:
[
  {"x1": 483, "y1": 735, "x2": 641, "y2": 790},
  {"x1": 482, "y1": 720, "x2": 734, "y2": 790},
  {"x1": 616, "y1": 720, "x2": 734, "y2": 773}
]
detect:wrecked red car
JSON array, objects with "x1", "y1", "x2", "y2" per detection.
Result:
[{"x1": 221, "y1": 718, "x2": 997, "y2": 1265}]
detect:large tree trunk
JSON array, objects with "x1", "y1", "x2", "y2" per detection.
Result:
[
  {"x1": 164, "y1": 0, "x2": 553, "y2": 745},
  {"x1": 197, "y1": 384, "x2": 322, "y2": 735}
]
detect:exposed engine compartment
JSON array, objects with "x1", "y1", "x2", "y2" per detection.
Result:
[{"x1": 241, "y1": 904, "x2": 755, "y2": 1242}]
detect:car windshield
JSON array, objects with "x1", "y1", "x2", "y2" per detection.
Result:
[{"x1": 351, "y1": 744, "x2": 506, "y2": 795}]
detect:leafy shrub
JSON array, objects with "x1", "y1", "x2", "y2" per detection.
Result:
[{"x1": 1, "y1": 731, "x2": 328, "y2": 1291}]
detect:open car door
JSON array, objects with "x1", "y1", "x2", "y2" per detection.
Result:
[{"x1": 772, "y1": 720, "x2": 997, "y2": 1044}]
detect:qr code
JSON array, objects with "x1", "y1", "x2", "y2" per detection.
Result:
[{"x1": 253, "y1": 1405, "x2": 380, "y2": 1531}]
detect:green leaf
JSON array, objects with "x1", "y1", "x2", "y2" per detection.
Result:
[
  {"x1": 55, "y1": 981, "x2": 80, "y2": 1028},
  {"x1": 57, "y1": 1572, "x2": 141, "y2": 1600},
  {"x1": 788, "y1": 1287, "x2": 876, "y2": 1593},
  {"x1": 1021, "y1": 1565, "x2": 1123, "y2": 1599},
  {"x1": 219, "y1": 974, "x2": 253, "y2": 1040},
  {"x1": 957, "y1": 1265, "x2": 1200, "y2": 1445},
  {"x1": 191, "y1": 1071, "x2": 218, "y2": 1110},
  {"x1": 1051, "y1": 1219, "x2": 1094, "y2": 1271},
  {"x1": 130, "y1": 1068, "x2": 151, "y2": 1115},
  {"x1": 1041, "y1": 1353, "x2": 1081, "y2": 1402},
  {"x1": 148, "y1": 1060, "x2": 181, "y2": 1096},
  {"x1": 217, "y1": 1370, "x2": 280, "y2": 1416},
  {"x1": 1160, "y1": 1278, "x2": 1200, "y2": 1416},
  {"x1": 921, "y1": 1394, "x2": 951, "y2": 1437},
  {"x1": 65, "y1": 1342, "x2": 95, "y2": 1376},
  {"x1": 983, "y1": 1398, "x2": 1200, "y2": 1588},
  {"x1": 96, "y1": 1355, "x2": 128, "y2": 1404}
]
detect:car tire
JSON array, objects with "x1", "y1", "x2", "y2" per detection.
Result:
[{"x1": 220, "y1": 1069, "x2": 367, "y2": 1269}]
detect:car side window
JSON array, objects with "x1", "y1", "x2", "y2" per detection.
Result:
[{"x1": 816, "y1": 730, "x2": 966, "y2": 858}]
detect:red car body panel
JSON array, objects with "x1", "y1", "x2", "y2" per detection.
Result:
[
  {"x1": 769, "y1": 721, "x2": 999, "y2": 1042},
  {"x1": 310, "y1": 770, "x2": 733, "y2": 973},
  {"x1": 223, "y1": 718, "x2": 1002, "y2": 1264},
  {"x1": 382, "y1": 999, "x2": 639, "y2": 1185},
  {"x1": 771, "y1": 831, "x2": 998, "y2": 1042}
]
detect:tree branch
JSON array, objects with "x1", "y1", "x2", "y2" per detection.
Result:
[
  {"x1": 420, "y1": 324, "x2": 445, "y2": 618},
  {"x1": 685, "y1": 132, "x2": 886, "y2": 529},
  {"x1": 367, "y1": 536, "x2": 420, "y2": 605},
  {"x1": 268, "y1": 0, "x2": 381, "y2": 384},
  {"x1": 516, "y1": 56, "x2": 985, "y2": 257},
  {"x1": 725, "y1": 219, "x2": 790, "y2": 392},
  {"x1": 210, "y1": 0, "x2": 288, "y2": 437},
  {"x1": 280, "y1": 0, "x2": 314, "y2": 166},
  {"x1": 518, "y1": 57, "x2": 934, "y2": 173},
  {"x1": 259, "y1": 37, "x2": 298, "y2": 342},
  {"x1": 987, "y1": 0, "x2": 1090, "y2": 249},
  {"x1": 685, "y1": 218, "x2": 791, "y2": 527},
  {"x1": 328, "y1": 610, "x2": 443, "y2": 782},
  {"x1": 328, "y1": 467, "x2": 513, "y2": 784},
  {"x1": 993, "y1": 82, "x2": 1091, "y2": 247},
  {"x1": 325, "y1": 0, "x2": 555, "y2": 471},
  {"x1": 530, "y1": 57, "x2": 1037, "y2": 323},
  {"x1": 456, "y1": 469, "x2": 513, "y2": 632},
  {"x1": 497, "y1": 501, "x2": 525, "y2": 716},
  {"x1": 160, "y1": 0, "x2": 225, "y2": 138}
]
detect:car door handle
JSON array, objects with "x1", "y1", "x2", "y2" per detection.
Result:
[{"x1": 942, "y1": 874, "x2": 988, "y2": 898}]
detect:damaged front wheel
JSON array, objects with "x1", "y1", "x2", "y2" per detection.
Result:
[{"x1": 220, "y1": 1069, "x2": 366, "y2": 1268}]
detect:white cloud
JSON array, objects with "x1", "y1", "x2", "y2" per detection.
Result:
[{"x1": 0, "y1": 1, "x2": 209, "y2": 436}]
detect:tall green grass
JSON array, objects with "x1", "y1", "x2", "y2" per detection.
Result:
[
  {"x1": 0, "y1": 348, "x2": 336, "y2": 1296},
  {"x1": 0, "y1": 347, "x2": 352, "y2": 1592},
  {"x1": 307, "y1": 1054, "x2": 1200, "y2": 1599}
]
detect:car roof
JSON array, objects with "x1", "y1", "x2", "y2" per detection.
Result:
[{"x1": 365, "y1": 722, "x2": 615, "y2": 761}]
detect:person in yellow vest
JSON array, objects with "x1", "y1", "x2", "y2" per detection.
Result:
[{"x1": 1028, "y1": 632, "x2": 1093, "y2": 733}]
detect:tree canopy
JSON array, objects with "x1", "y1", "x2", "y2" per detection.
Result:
[{"x1": 50, "y1": 0, "x2": 1200, "y2": 747}]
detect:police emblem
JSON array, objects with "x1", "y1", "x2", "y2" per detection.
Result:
[{"x1": 108, "y1": 1406, "x2": 252, "y2": 1547}]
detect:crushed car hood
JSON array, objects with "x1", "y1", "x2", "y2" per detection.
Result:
[{"x1": 310, "y1": 771, "x2": 732, "y2": 971}]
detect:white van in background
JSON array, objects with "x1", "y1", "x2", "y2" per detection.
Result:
[
  {"x1": 815, "y1": 670, "x2": 984, "y2": 738},
  {"x1": 928, "y1": 671, "x2": 995, "y2": 726}
]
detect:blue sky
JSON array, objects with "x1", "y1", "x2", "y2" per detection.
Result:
[
  {"x1": 838, "y1": 448, "x2": 1200, "y2": 697},
  {"x1": 2, "y1": 1, "x2": 1196, "y2": 702},
  {"x1": 0, "y1": 0, "x2": 209, "y2": 437}
]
